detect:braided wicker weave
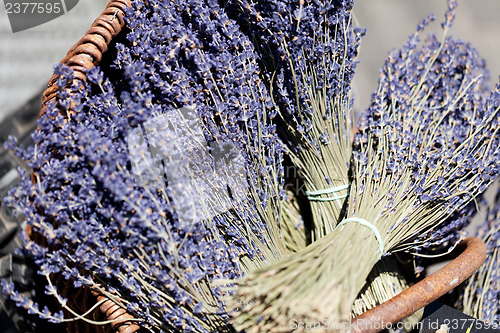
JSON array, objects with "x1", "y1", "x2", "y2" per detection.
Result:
[{"x1": 41, "y1": 0, "x2": 130, "y2": 118}]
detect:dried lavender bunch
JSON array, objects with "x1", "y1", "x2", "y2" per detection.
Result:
[
  {"x1": 225, "y1": 0, "x2": 364, "y2": 239},
  {"x1": 226, "y1": 0, "x2": 420, "y2": 318},
  {"x1": 226, "y1": 6, "x2": 500, "y2": 330},
  {"x1": 2, "y1": 0, "x2": 288, "y2": 331},
  {"x1": 225, "y1": 0, "x2": 416, "y2": 319},
  {"x1": 457, "y1": 183, "x2": 500, "y2": 325},
  {"x1": 280, "y1": 174, "x2": 417, "y2": 323}
]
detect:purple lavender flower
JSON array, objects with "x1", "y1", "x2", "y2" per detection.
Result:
[
  {"x1": 442, "y1": 0, "x2": 458, "y2": 29},
  {"x1": 355, "y1": 19, "x2": 499, "y2": 251},
  {"x1": 225, "y1": 0, "x2": 364, "y2": 150},
  {"x1": 226, "y1": 0, "x2": 362, "y2": 123}
]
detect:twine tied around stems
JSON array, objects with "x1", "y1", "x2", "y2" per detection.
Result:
[
  {"x1": 336, "y1": 217, "x2": 385, "y2": 259},
  {"x1": 305, "y1": 184, "x2": 349, "y2": 202}
]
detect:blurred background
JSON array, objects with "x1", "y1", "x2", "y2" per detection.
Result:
[
  {"x1": 352, "y1": 0, "x2": 500, "y2": 113},
  {"x1": 0, "y1": 0, "x2": 499, "y2": 332}
]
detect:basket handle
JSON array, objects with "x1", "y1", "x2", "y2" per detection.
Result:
[
  {"x1": 351, "y1": 237, "x2": 487, "y2": 333},
  {"x1": 40, "y1": 0, "x2": 131, "y2": 118}
]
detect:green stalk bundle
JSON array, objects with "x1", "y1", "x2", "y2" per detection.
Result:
[
  {"x1": 352, "y1": 257, "x2": 423, "y2": 331},
  {"x1": 276, "y1": 23, "x2": 354, "y2": 241},
  {"x1": 460, "y1": 228, "x2": 499, "y2": 320}
]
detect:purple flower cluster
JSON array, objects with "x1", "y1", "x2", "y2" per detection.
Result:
[
  {"x1": 226, "y1": 0, "x2": 364, "y2": 148},
  {"x1": 3, "y1": 0, "x2": 286, "y2": 331},
  {"x1": 442, "y1": 0, "x2": 458, "y2": 29},
  {"x1": 354, "y1": 10, "x2": 500, "y2": 251},
  {"x1": 0, "y1": 279, "x2": 65, "y2": 323}
]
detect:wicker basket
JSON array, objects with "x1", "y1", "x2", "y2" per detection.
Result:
[{"x1": 32, "y1": 1, "x2": 488, "y2": 332}]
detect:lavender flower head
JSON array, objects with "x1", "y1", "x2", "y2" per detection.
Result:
[{"x1": 2, "y1": 0, "x2": 287, "y2": 331}]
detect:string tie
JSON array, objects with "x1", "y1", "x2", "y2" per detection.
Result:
[
  {"x1": 336, "y1": 217, "x2": 385, "y2": 259},
  {"x1": 305, "y1": 184, "x2": 349, "y2": 202}
]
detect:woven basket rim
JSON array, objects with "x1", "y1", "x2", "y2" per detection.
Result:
[{"x1": 40, "y1": 0, "x2": 130, "y2": 119}]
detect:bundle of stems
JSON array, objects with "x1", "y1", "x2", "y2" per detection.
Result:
[
  {"x1": 352, "y1": 257, "x2": 423, "y2": 331},
  {"x1": 225, "y1": 9, "x2": 500, "y2": 330},
  {"x1": 278, "y1": 61, "x2": 354, "y2": 240},
  {"x1": 3, "y1": 0, "x2": 290, "y2": 330},
  {"x1": 281, "y1": 178, "x2": 419, "y2": 327}
]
